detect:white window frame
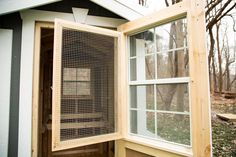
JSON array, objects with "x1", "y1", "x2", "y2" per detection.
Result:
[{"x1": 127, "y1": 17, "x2": 192, "y2": 147}]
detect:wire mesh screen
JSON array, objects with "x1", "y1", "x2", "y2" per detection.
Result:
[{"x1": 60, "y1": 27, "x2": 116, "y2": 141}]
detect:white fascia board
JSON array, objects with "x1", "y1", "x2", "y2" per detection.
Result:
[
  {"x1": 20, "y1": 9, "x2": 127, "y2": 28},
  {"x1": 0, "y1": 0, "x2": 61, "y2": 15},
  {"x1": 90, "y1": 0, "x2": 143, "y2": 20}
]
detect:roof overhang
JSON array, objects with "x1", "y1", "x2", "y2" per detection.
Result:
[
  {"x1": 0, "y1": 0, "x2": 61, "y2": 16},
  {"x1": 0, "y1": 0, "x2": 152, "y2": 20}
]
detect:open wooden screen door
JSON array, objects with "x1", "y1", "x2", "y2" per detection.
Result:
[{"x1": 52, "y1": 19, "x2": 122, "y2": 151}]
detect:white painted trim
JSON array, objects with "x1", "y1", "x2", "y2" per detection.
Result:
[
  {"x1": 90, "y1": 0, "x2": 143, "y2": 20},
  {"x1": 20, "y1": 9, "x2": 127, "y2": 28},
  {"x1": 0, "y1": 0, "x2": 61, "y2": 15},
  {"x1": 125, "y1": 135, "x2": 193, "y2": 156},
  {"x1": 129, "y1": 77, "x2": 190, "y2": 85},
  {"x1": 72, "y1": 8, "x2": 89, "y2": 24},
  {"x1": 85, "y1": 16, "x2": 127, "y2": 28},
  {"x1": 18, "y1": 19, "x2": 35, "y2": 157},
  {"x1": 130, "y1": 108, "x2": 190, "y2": 115},
  {"x1": 20, "y1": 9, "x2": 74, "y2": 22},
  {"x1": 0, "y1": 29, "x2": 13, "y2": 157},
  {"x1": 18, "y1": 9, "x2": 126, "y2": 157}
]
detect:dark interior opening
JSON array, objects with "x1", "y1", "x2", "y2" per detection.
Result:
[{"x1": 38, "y1": 27, "x2": 115, "y2": 157}]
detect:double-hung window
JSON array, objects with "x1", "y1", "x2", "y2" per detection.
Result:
[{"x1": 129, "y1": 18, "x2": 191, "y2": 146}]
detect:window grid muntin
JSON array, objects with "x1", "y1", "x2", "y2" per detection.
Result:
[{"x1": 128, "y1": 17, "x2": 192, "y2": 147}]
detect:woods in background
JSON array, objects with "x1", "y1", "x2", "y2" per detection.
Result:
[
  {"x1": 206, "y1": 0, "x2": 236, "y2": 94},
  {"x1": 139, "y1": 0, "x2": 236, "y2": 95}
]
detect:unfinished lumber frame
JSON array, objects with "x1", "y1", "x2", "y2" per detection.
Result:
[
  {"x1": 52, "y1": 18, "x2": 123, "y2": 151},
  {"x1": 32, "y1": 22, "x2": 54, "y2": 157}
]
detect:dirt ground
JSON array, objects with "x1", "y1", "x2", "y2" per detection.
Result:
[{"x1": 211, "y1": 95, "x2": 236, "y2": 157}]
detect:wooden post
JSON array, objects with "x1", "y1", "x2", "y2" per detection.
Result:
[{"x1": 187, "y1": 0, "x2": 212, "y2": 156}]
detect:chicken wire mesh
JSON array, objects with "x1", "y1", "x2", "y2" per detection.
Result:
[{"x1": 59, "y1": 27, "x2": 116, "y2": 141}]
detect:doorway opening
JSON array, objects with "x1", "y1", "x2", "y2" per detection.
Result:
[{"x1": 34, "y1": 24, "x2": 115, "y2": 157}]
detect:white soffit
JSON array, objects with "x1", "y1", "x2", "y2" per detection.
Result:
[
  {"x1": 0, "y1": 0, "x2": 61, "y2": 15},
  {"x1": 0, "y1": 0, "x2": 148, "y2": 21}
]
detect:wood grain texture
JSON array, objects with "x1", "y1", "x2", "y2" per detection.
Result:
[
  {"x1": 32, "y1": 22, "x2": 54, "y2": 157},
  {"x1": 187, "y1": 0, "x2": 212, "y2": 156}
]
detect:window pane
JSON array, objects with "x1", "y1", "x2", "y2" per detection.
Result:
[
  {"x1": 130, "y1": 110, "x2": 155, "y2": 138},
  {"x1": 146, "y1": 111, "x2": 155, "y2": 134},
  {"x1": 77, "y1": 68, "x2": 90, "y2": 81},
  {"x1": 130, "y1": 58, "x2": 136, "y2": 81},
  {"x1": 157, "y1": 50, "x2": 189, "y2": 78},
  {"x1": 156, "y1": 113, "x2": 190, "y2": 145},
  {"x1": 63, "y1": 82, "x2": 77, "y2": 95},
  {"x1": 156, "y1": 84, "x2": 189, "y2": 112},
  {"x1": 155, "y1": 18, "x2": 187, "y2": 52},
  {"x1": 130, "y1": 85, "x2": 154, "y2": 110},
  {"x1": 137, "y1": 110, "x2": 155, "y2": 137},
  {"x1": 146, "y1": 85, "x2": 154, "y2": 110},
  {"x1": 130, "y1": 86, "x2": 137, "y2": 108},
  {"x1": 63, "y1": 68, "x2": 76, "y2": 81},
  {"x1": 130, "y1": 29, "x2": 155, "y2": 57},
  {"x1": 76, "y1": 82, "x2": 90, "y2": 95},
  {"x1": 130, "y1": 110, "x2": 137, "y2": 134},
  {"x1": 145, "y1": 55, "x2": 155, "y2": 80}
]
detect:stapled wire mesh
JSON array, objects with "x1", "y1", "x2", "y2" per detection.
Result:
[{"x1": 60, "y1": 27, "x2": 115, "y2": 141}]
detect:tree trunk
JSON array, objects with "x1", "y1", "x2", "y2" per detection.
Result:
[
  {"x1": 208, "y1": 28, "x2": 216, "y2": 92},
  {"x1": 216, "y1": 23, "x2": 223, "y2": 93},
  {"x1": 176, "y1": 19, "x2": 185, "y2": 113}
]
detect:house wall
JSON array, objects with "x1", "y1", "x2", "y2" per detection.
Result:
[
  {"x1": 0, "y1": 12, "x2": 22, "y2": 157},
  {"x1": 0, "y1": 29, "x2": 13, "y2": 157}
]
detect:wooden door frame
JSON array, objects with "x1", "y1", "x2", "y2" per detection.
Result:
[{"x1": 32, "y1": 22, "x2": 54, "y2": 157}]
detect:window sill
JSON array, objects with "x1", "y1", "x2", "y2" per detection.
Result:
[{"x1": 124, "y1": 135, "x2": 193, "y2": 157}]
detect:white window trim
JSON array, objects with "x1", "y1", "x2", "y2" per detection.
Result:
[{"x1": 126, "y1": 20, "x2": 193, "y2": 154}]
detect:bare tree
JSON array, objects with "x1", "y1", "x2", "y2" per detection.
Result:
[{"x1": 206, "y1": 0, "x2": 236, "y2": 93}]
